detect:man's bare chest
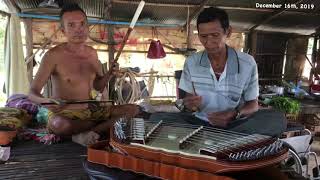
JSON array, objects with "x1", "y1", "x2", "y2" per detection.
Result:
[{"x1": 54, "y1": 58, "x2": 96, "y2": 79}]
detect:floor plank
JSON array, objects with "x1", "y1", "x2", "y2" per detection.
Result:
[{"x1": 0, "y1": 140, "x2": 88, "y2": 180}]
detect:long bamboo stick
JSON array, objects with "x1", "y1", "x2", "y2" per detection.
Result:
[
  {"x1": 41, "y1": 100, "x2": 113, "y2": 105},
  {"x1": 113, "y1": 0, "x2": 145, "y2": 63}
]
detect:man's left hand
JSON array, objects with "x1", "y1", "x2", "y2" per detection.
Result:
[
  {"x1": 108, "y1": 60, "x2": 119, "y2": 77},
  {"x1": 207, "y1": 110, "x2": 236, "y2": 128}
]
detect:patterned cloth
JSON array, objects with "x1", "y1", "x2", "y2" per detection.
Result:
[
  {"x1": 6, "y1": 94, "x2": 39, "y2": 116},
  {"x1": 36, "y1": 107, "x2": 49, "y2": 124},
  {"x1": 18, "y1": 128, "x2": 61, "y2": 145},
  {"x1": 179, "y1": 46, "x2": 259, "y2": 122},
  {"x1": 47, "y1": 105, "x2": 112, "y2": 122},
  {"x1": 0, "y1": 107, "x2": 32, "y2": 128}
]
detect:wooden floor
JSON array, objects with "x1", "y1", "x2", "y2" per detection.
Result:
[
  {"x1": 0, "y1": 138, "x2": 315, "y2": 180},
  {"x1": 0, "y1": 140, "x2": 88, "y2": 180}
]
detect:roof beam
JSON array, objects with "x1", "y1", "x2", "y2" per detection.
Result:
[
  {"x1": 104, "y1": 0, "x2": 112, "y2": 19},
  {"x1": 17, "y1": 0, "x2": 320, "y2": 18},
  {"x1": 112, "y1": 0, "x2": 200, "y2": 8},
  {"x1": 0, "y1": 10, "x2": 9, "y2": 17},
  {"x1": 111, "y1": 0, "x2": 271, "y2": 13},
  {"x1": 315, "y1": 27, "x2": 320, "y2": 36},
  {"x1": 183, "y1": 0, "x2": 210, "y2": 28},
  {"x1": 249, "y1": 0, "x2": 303, "y2": 31},
  {"x1": 114, "y1": 0, "x2": 208, "y2": 28},
  {"x1": 9, "y1": 0, "x2": 21, "y2": 12},
  {"x1": 112, "y1": 1, "x2": 320, "y2": 15},
  {"x1": 219, "y1": 6, "x2": 272, "y2": 12}
]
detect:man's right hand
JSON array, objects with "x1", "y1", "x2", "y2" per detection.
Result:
[{"x1": 183, "y1": 95, "x2": 202, "y2": 112}]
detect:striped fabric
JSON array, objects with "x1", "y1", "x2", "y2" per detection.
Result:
[
  {"x1": 6, "y1": 94, "x2": 39, "y2": 116},
  {"x1": 179, "y1": 46, "x2": 259, "y2": 122}
]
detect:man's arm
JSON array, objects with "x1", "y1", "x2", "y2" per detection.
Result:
[
  {"x1": 93, "y1": 61, "x2": 112, "y2": 92},
  {"x1": 93, "y1": 49, "x2": 118, "y2": 92},
  {"x1": 178, "y1": 57, "x2": 193, "y2": 95},
  {"x1": 239, "y1": 57, "x2": 259, "y2": 117},
  {"x1": 28, "y1": 51, "x2": 55, "y2": 104},
  {"x1": 236, "y1": 99, "x2": 258, "y2": 117}
]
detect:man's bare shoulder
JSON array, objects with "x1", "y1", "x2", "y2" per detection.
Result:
[
  {"x1": 40, "y1": 44, "x2": 68, "y2": 67},
  {"x1": 48, "y1": 43, "x2": 67, "y2": 54},
  {"x1": 85, "y1": 45, "x2": 98, "y2": 56},
  {"x1": 85, "y1": 45, "x2": 96, "y2": 51},
  {"x1": 84, "y1": 45, "x2": 99, "y2": 63},
  {"x1": 43, "y1": 43, "x2": 67, "y2": 60}
]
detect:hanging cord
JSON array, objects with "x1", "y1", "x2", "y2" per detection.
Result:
[
  {"x1": 114, "y1": 69, "x2": 158, "y2": 105},
  {"x1": 147, "y1": 68, "x2": 156, "y2": 97},
  {"x1": 114, "y1": 68, "x2": 142, "y2": 104}
]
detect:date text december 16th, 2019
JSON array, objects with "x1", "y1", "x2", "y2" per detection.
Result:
[{"x1": 255, "y1": 2, "x2": 315, "y2": 10}]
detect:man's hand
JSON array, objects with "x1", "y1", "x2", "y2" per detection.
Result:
[
  {"x1": 183, "y1": 95, "x2": 202, "y2": 112},
  {"x1": 94, "y1": 60, "x2": 120, "y2": 91},
  {"x1": 108, "y1": 60, "x2": 119, "y2": 77},
  {"x1": 207, "y1": 110, "x2": 236, "y2": 128}
]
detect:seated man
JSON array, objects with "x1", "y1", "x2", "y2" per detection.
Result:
[
  {"x1": 151, "y1": 7, "x2": 286, "y2": 137},
  {"x1": 181, "y1": 7, "x2": 258, "y2": 127},
  {"x1": 28, "y1": 4, "x2": 139, "y2": 146}
]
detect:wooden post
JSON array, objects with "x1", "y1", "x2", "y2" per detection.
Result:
[
  {"x1": 186, "y1": 20, "x2": 192, "y2": 49},
  {"x1": 23, "y1": 18, "x2": 33, "y2": 84},
  {"x1": 107, "y1": 24, "x2": 117, "y2": 99},
  {"x1": 284, "y1": 36, "x2": 308, "y2": 80},
  {"x1": 104, "y1": 0, "x2": 117, "y2": 99},
  {"x1": 243, "y1": 33, "x2": 250, "y2": 53},
  {"x1": 310, "y1": 35, "x2": 319, "y2": 82},
  {"x1": 107, "y1": 25, "x2": 115, "y2": 66},
  {"x1": 248, "y1": 31, "x2": 257, "y2": 58}
]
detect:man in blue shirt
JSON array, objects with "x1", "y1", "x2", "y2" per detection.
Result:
[
  {"x1": 151, "y1": 7, "x2": 286, "y2": 137},
  {"x1": 179, "y1": 7, "x2": 259, "y2": 128}
]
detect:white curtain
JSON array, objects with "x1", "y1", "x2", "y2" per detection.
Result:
[{"x1": 4, "y1": 0, "x2": 29, "y2": 97}]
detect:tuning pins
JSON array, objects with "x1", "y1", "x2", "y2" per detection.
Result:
[
  {"x1": 228, "y1": 141, "x2": 283, "y2": 161},
  {"x1": 114, "y1": 118, "x2": 127, "y2": 140}
]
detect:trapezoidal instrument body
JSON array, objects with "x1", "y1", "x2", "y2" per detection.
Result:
[{"x1": 88, "y1": 118, "x2": 288, "y2": 179}]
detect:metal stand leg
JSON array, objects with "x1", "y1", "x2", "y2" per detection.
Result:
[
  {"x1": 308, "y1": 152, "x2": 320, "y2": 179},
  {"x1": 289, "y1": 149, "x2": 303, "y2": 176}
]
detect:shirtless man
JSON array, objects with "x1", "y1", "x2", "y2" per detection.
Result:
[{"x1": 29, "y1": 4, "x2": 139, "y2": 146}]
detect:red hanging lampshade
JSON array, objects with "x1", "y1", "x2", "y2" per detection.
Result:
[{"x1": 147, "y1": 40, "x2": 166, "y2": 59}]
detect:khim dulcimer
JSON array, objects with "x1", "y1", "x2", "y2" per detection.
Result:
[{"x1": 88, "y1": 118, "x2": 288, "y2": 180}]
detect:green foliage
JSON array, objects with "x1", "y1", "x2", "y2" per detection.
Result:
[
  {"x1": 268, "y1": 96, "x2": 300, "y2": 114},
  {"x1": 0, "y1": 92, "x2": 6, "y2": 102},
  {"x1": 0, "y1": 16, "x2": 6, "y2": 39},
  {"x1": 0, "y1": 29, "x2": 4, "y2": 40}
]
